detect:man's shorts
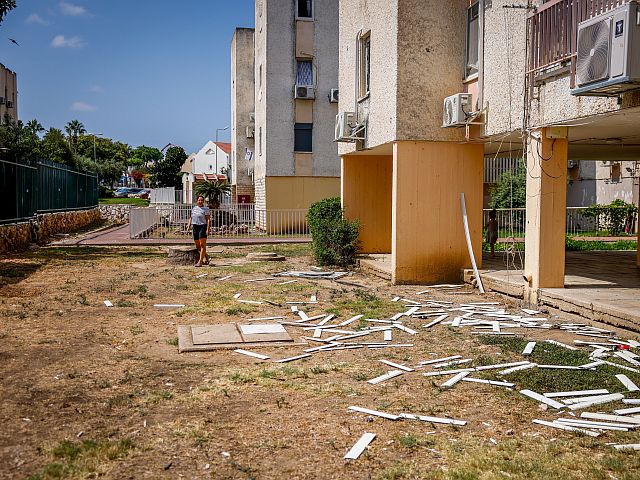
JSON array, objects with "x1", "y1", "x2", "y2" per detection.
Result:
[{"x1": 192, "y1": 224, "x2": 207, "y2": 240}]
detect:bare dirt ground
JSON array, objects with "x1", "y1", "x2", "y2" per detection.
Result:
[{"x1": 1, "y1": 244, "x2": 639, "y2": 480}]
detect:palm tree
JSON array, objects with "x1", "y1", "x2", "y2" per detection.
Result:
[
  {"x1": 194, "y1": 180, "x2": 231, "y2": 209},
  {"x1": 64, "y1": 120, "x2": 86, "y2": 151},
  {"x1": 25, "y1": 119, "x2": 45, "y2": 136}
]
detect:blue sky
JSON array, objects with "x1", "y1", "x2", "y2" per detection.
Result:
[{"x1": 1, "y1": 0, "x2": 255, "y2": 153}]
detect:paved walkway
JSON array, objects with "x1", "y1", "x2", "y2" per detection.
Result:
[{"x1": 53, "y1": 224, "x2": 311, "y2": 247}]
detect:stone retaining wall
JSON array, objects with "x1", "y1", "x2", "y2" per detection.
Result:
[
  {"x1": 99, "y1": 204, "x2": 132, "y2": 223},
  {"x1": 0, "y1": 208, "x2": 101, "y2": 254}
]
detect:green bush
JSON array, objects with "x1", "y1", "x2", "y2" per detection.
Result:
[
  {"x1": 99, "y1": 185, "x2": 113, "y2": 198},
  {"x1": 307, "y1": 197, "x2": 359, "y2": 267},
  {"x1": 582, "y1": 199, "x2": 638, "y2": 236}
]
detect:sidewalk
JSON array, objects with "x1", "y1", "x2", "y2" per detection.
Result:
[{"x1": 53, "y1": 224, "x2": 311, "y2": 247}]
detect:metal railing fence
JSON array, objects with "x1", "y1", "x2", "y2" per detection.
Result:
[
  {"x1": 129, "y1": 204, "x2": 310, "y2": 240},
  {"x1": 0, "y1": 157, "x2": 98, "y2": 224},
  {"x1": 483, "y1": 206, "x2": 638, "y2": 238}
]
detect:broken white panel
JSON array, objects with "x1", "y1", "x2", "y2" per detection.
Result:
[
  {"x1": 616, "y1": 374, "x2": 640, "y2": 392},
  {"x1": 613, "y1": 444, "x2": 640, "y2": 450},
  {"x1": 153, "y1": 304, "x2": 185, "y2": 308},
  {"x1": 522, "y1": 308, "x2": 540, "y2": 315},
  {"x1": 244, "y1": 277, "x2": 277, "y2": 283},
  {"x1": 423, "y1": 368, "x2": 475, "y2": 377},
  {"x1": 310, "y1": 295, "x2": 317, "y2": 302},
  {"x1": 581, "y1": 412, "x2": 640, "y2": 425},
  {"x1": 461, "y1": 377, "x2": 515, "y2": 388},
  {"x1": 348, "y1": 406, "x2": 400, "y2": 420},
  {"x1": 520, "y1": 390, "x2": 566, "y2": 409},
  {"x1": 234, "y1": 349, "x2": 270, "y2": 360},
  {"x1": 498, "y1": 363, "x2": 537, "y2": 376},
  {"x1": 601, "y1": 360, "x2": 640, "y2": 373},
  {"x1": 290, "y1": 305, "x2": 299, "y2": 312},
  {"x1": 379, "y1": 359, "x2": 414, "y2": 372},
  {"x1": 563, "y1": 393, "x2": 624, "y2": 405},
  {"x1": 273, "y1": 354, "x2": 312, "y2": 363},
  {"x1": 423, "y1": 314, "x2": 449, "y2": 328},
  {"x1": 103, "y1": 300, "x2": 113, "y2": 307},
  {"x1": 218, "y1": 275, "x2": 234, "y2": 281},
  {"x1": 367, "y1": 370, "x2": 404, "y2": 385},
  {"x1": 239, "y1": 324, "x2": 287, "y2": 335},
  {"x1": 568, "y1": 393, "x2": 625, "y2": 410},
  {"x1": 532, "y1": 419, "x2": 599, "y2": 437},
  {"x1": 613, "y1": 406, "x2": 640, "y2": 416},
  {"x1": 344, "y1": 432, "x2": 376, "y2": 460},
  {"x1": 475, "y1": 361, "x2": 530, "y2": 372},
  {"x1": 392, "y1": 323, "x2": 417, "y2": 335},
  {"x1": 391, "y1": 296, "x2": 401, "y2": 302},
  {"x1": 614, "y1": 351, "x2": 640, "y2": 366},
  {"x1": 419, "y1": 355, "x2": 462, "y2": 366},
  {"x1": 556, "y1": 418, "x2": 636, "y2": 430},
  {"x1": 545, "y1": 340, "x2": 578, "y2": 351},
  {"x1": 543, "y1": 389, "x2": 609, "y2": 398},
  {"x1": 195, "y1": 273, "x2": 208, "y2": 278},
  {"x1": 338, "y1": 315, "x2": 364, "y2": 327},
  {"x1": 579, "y1": 360, "x2": 606, "y2": 369},
  {"x1": 384, "y1": 330, "x2": 392, "y2": 341},
  {"x1": 400, "y1": 413, "x2": 467, "y2": 426},
  {"x1": 537, "y1": 365, "x2": 590, "y2": 370},
  {"x1": 252, "y1": 316, "x2": 285, "y2": 322},
  {"x1": 277, "y1": 280, "x2": 297, "y2": 285},
  {"x1": 433, "y1": 359, "x2": 473, "y2": 369},
  {"x1": 522, "y1": 342, "x2": 536, "y2": 356},
  {"x1": 441, "y1": 371, "x2": 471, "y2": 388},
  {"x1": 554, "y1": 419, "x2": 628, "y2": 431},
  {"x1": 297, "y1": 310, "x2": 310, "y2": 321},
  {"x1": 626, "y1": 339, "x2": 640, "y2": 348}
]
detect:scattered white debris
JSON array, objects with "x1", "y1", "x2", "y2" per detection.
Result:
[
  {"x1": 616, "y1": 374, "x2": 640, "y2": 392},
  {"x1": 522, "y1": 342, "x2": 536, "y2": 356},
  {"x1": 532, "y1": 419, "x2": 600, "y2": 437},
  {"x1": 273, "y1": 354, "x2": 312, "y2": 363},
  {"x1": 234, "y1": 349, "x2": 270, "y2": 360},
  {"x1": 233, "y1": 293, "x2": 241, "y2": 299},
  {"x1": 154, "y1": 304, "x2": 185, "y2": 308},
  {"x1": 103, "y1": 300, "x2": 113, "y2": 307},
  {"x1": 613, "y1": 444, "x2": 640, "y2": 450},
  {"x1": 218, "y1": 275, "x2": 234, "y2": 281},
  {"x1": 441, "y1": 371, "x2": 471, "y2": 388},
  {"x1": 348, "y1": 406, "x2": 400, "y2": 421},
  {"x1": 613, "y1": 406, "x2": 640, "y2": 416},
  {"x1": 367, "y1": 370, "x2": 404, "y2": 385},
  {"x1": 544, "y1": 389, "x2": 609, "y2": 398},
  {"x1": 344, "y1": 432, "x2": 376, "y2": 460},
  {"x1": 520, "y1": 390, "x2": 566, "y2": 409},
  {"x1": 379, "y1": 359, "x2": 414, "y2": 372}
]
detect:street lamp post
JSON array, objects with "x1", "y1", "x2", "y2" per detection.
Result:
[
  {"x1": 215, "y1": 126, "x2": 229, "y2": 175},
  {"x1": 88, "y1": 132, "x2": 103, "y2": 163}
]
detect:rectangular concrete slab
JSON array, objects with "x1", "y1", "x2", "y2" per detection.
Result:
[
  {"x1": 177, "y1": 325, "x2": 305, "y2": 353},
  {"x1": 192, "y1": 324, "x2": 243, "y2": 345}
]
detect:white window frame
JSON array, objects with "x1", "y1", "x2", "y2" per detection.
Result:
[
  {"x1": 465, "y1": 1, "x2": 480, "y2": 79},
  {"x1": 358, "y1": 32, "x2": 371, "y2": 100}
]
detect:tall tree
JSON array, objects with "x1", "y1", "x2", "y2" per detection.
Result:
[
  {"x1": 41, "y1": 128, "x2": 73, "y2": 165},
  {"x1": 25, "y1": 119, "x2": 45, "y2": 137},
  {"x1": 151, "y1": 146, "x2": 187, "y2": 188},
  {"x1": 130, "y1": 145, "x2": 162, "y2": 168},
  {"x1": 0, "y1": 0, "x2": 16, "y2": 24},
  {"x1": 65, "y1": 120, "x2": 86, "y2": 152}
]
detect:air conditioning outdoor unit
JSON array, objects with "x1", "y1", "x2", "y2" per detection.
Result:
[
  {"x1": 442, "y1": 93, "x2": 472, "y2": 127},
  {"x1": 335, "y1": 112, "x2": 356, "y2": 142},
  {"x1": 6, "y1": 100, "x2": 13, "y2": 108},
  {"x1": 246, "y1": 126, "x2": 255, "y2": 138},
  {"x1": 295, "y1": 85, "x2": 315, "y2": 99},
  {"x1": 329, "y1": 88, "x2": 339, "y2": 103},
  {"x1": 573, "y1": 1, "x2": 640, "y2": 96}
]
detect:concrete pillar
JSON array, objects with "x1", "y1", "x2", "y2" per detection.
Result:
[
  {"x1": 523, "y1": 128, "x2": 569, "y2": 300},
  {"x1": 391, "y1": 141, "x2": 484, "y2": 284},
  {"x1": 341, "y1": 154, "x2": 392, "y2": 253}
]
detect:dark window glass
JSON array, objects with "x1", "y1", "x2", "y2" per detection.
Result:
[
  {"x1": 294, "y1": 123, "x2": 313, "y2": 152},
  {"x1": 298, "y1": 0, "x2": 312, "y2": 18}
]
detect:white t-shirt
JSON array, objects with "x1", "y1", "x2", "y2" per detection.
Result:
[{"x1": 191, "y1": 205, "x2": 210, "y2": 225}]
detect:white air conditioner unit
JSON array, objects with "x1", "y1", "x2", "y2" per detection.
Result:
[
  {"x1": 295, "y1": 85, "x2": 315, "y2": 99},
  {"x1": 329, "y1": 88, "x2": 339, "y2": 103},
  {"x1": 246, "y1": 126, "x2": 255, "y2": 138},
  {"x1": 335, "y1": 112, "x2": 356, "y2": 142},
  {"x1": 573, "y1": 1, "x2": 640, "y2": 96},
  {"x1": 442, "y1": 93, "x2": 472, "y2": 127}
]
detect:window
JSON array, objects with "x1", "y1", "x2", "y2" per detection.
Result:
[
  {"x1": 359, "y1": 33, "x2": 371, "y2": 98},
  {"x1": 259, "y1": 64, "x2": 263, "y2": 88},
  {"x1": 258, "y1": 127, "x2": 263, "y2": 156},
  {"x1": 294, "y1": 123, "x2": 312, "y2": 152},
  {"x1": 465, "y1": 2, "x2": 479, "y2": 78},
  {"x1": 611, "y1": 163, "x2": 622, "y2": 183},
  {"x1": 296, "y1": 60, "x2": 313, "y2": 86},
  {"x1": 297, "y1": 0, "x2": 312, "y2": 19}
]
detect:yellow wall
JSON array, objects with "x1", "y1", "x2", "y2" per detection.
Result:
[
  {"x1": 524, "y1": 128, "x2": 568, "y2": 293},
  {"x1": 265, "y1": 176, "x2": 341, "y2": 210},
  {"x1": 392, "y1": 141, "x2": 484, "y2": 284},
  {"x1": 342, "y1": 155, "x2": 393, "y2": 253}
]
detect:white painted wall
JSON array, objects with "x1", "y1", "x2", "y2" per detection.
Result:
[{"x1": 188, "y1": 141, "x2": 230, "y2": 176}]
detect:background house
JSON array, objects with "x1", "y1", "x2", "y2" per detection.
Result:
[{"x1": 181, "y1": 141, "x2": 229, "y2": 204}]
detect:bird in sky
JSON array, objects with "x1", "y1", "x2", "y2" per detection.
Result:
[{"x1": 8, "y1": 38, "x2": 19, "y2": 46}]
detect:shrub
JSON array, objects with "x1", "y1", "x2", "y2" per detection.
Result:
[
  {"x1": 99, "y1": 185, "x2": 113, "y2": 198},
  {"x1": 582, "y1": 199, "x2": 638, "y2": 236},
  {"x1": 307, "y1": 197, "x2": 359, "y2": 267}
]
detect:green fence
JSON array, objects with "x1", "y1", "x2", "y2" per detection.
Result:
[{"x1": 0, "y1": 158, "x2": 99, "y2": 224}]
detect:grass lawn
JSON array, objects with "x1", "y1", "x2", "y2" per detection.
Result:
[{"x1": 99, "y1": 198, "x2": 150, "y2": 206}]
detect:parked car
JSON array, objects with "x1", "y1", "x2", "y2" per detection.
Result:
[
  {"x1": 128, "y1": 188, "x2": 150, "y2": 199},
  {"x1": 113, "y1": 187, "x2": 133, "y2": 198}
]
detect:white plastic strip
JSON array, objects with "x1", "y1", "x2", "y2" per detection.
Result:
[
  {"x1": 616, "y1": 374, "x2": 640, "y2": 392},
  {"x1": 344, "y1": 432, "x2": 376, "y2": 460},
  {"x1": 348, "y1": 406, "x2": 400, "y2": 420},
  {"x1": 522, "y1": 341, "x2": 536, "y2": 356},
  {"x1": 379, "y1": 360, "x2": 414, "y2": 372},
  {"x1": 367, "y1": 370, "x2": 404, "y2": 385},
  {"x1": 520, "y1": 389, "x2": 565, "y2": 409},
  {"x1": 581, "y1": 412, "x2": 640, "y2": 425},
  {"x1": 544, "y1": 389, "x2": 609, "y2": 398},
  {"x1": 532, "y1": 419, "x2": 599, "y2": 437},
  {"x1": 234, "y1": 349, "x2": 269, "y2": 360},
  {"x1": 460, "y1": 192, "x2": 484, "y2": 294},
  {"x1": 441, "y1": 371, "x2": 471, "y2": 388}
]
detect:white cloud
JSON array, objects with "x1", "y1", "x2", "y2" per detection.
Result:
[
  {"x1": 51, "y1": 35, "x2": 85, "y2": 48},
  {"x1": 71, "y1": 101, "x2": 97, "y2": 112},
  {"x1": 89, "y1": 85, "x2": 104, "y2": 93},
  {"x1": 26, "y1": 13, "x2": 48, "y2": 25},
  {"x1": 59, "y1": 1, "x2": 88, "y2": 16}
]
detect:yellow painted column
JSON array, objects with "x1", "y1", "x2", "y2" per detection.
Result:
[
  {"x1": 391, "y1": 141, "x2": 484, "y2": 284},
  {"x1": 341, "y1": 154, "x2": 393, "y2": 253},
  {"x1": 523, "y1": 128, "x2": 569, "y2": 297}
]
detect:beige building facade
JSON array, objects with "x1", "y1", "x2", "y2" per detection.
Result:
[
  {"x1": 253, "y1": 0, "x2": 341, "y2": 215},
  {"x1": 339, "y1": 0, "x2": 640, "y2": 294},
  {"x1": 231, "y1": 28, "x2": 256, "y2": 204},
  {"x1": 0, "y1": 63, "x2": 18, "y2": 121}
]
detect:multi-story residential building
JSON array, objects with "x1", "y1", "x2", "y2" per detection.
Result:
[
  {"x1": 338, "y1": 0, "x2": 640, "y2": 299},
  {"x1": 0, "y1": 63, "x2": 18, "y2": 121},
  {"x1": 230, "y1": 28, "x2": 256, "y2": 205},
  {"x1": 253, "y1": 0, "x2": 341, "y2": 218}
]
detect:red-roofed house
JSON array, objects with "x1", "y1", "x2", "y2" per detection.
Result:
[{"x1": 181, "y1": 141, "x2": 231, "y2": 203}]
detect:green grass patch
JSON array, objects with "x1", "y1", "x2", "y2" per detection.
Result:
[
  {"x1": 255, "y1": 243, "x2": 311, "y2": 257},
  {"x1": 325, "y1": 289, "x2": 398, "y2": 320},
  {"x1": 565, "y1": 237, "x2": 637, "y2": 251},
  {"x1": 99, "y1": 198, "x2": 149, "y2": 206}
]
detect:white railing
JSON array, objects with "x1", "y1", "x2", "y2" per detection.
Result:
[
  {"x1": 150, "y1": 187, "x2": 176, "y2": 204},
  {"x1": 129, "y1": 204, "x2": 310, "y2": 240},
  {"x1": 484, "y1": 155, "x2": 522, "y2": 184},
  {"x1": 482, "y1": 207, "x2": 638, "y2": 237}
]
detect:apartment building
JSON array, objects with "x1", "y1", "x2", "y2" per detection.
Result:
[
  {"x1": 0, "y1": 63, "x2": 18, "y2": 121},
  {"x1": 231, "y1": 28, "x2": 256, "y2": 204},
  {"x1": 253, "y1": 0, "x2": 341, "y2": 217},
  {"x1": 338, "y1": 0, "x2": 640, "y2": 297}
]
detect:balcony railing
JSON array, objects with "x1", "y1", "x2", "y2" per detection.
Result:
[{"x1": 527, "y1": 0, "x2": 629, "y2": 91}]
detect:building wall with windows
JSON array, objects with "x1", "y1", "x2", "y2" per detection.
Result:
[
  {"x1": 231, "y1": 28, "x2": 256, "y2": 203},
  {"x1": 253, "y1": 0, "x2": 340, "y2": 212},
  {"x1": 0, "y1": 63, "x2": 18, "y2": 121}
]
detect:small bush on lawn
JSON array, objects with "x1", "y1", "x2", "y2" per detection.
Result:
[
  {"x1": 307, "y1": 197, "x2": 359, "y2": 267},
  {"x1": 99, "y1": 185, "x2": 113, "y2": 198}
]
